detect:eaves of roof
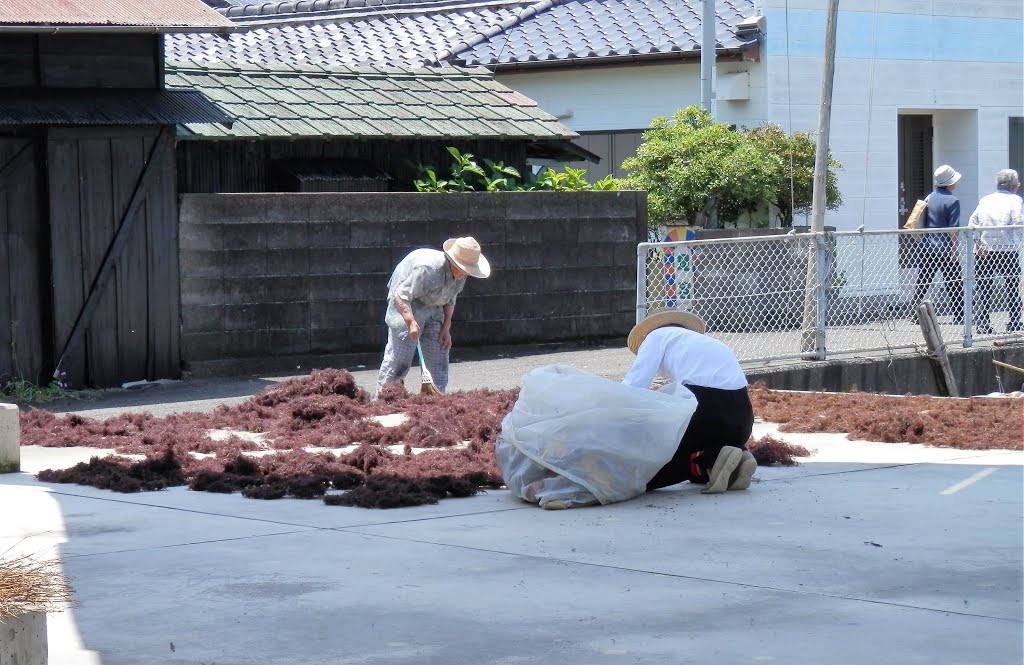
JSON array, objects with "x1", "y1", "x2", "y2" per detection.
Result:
[
  {"x1": 0, "y1": 0, "x2": 234, "y2": 33},
  {"x1": 166, "y1": 59, "x2": 579, "y2": 141},
  {"x1": 0, "y1": 88, "x2": 232, "y2": 125}
]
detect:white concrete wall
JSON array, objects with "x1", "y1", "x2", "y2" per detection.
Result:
[
  {"x1": 496, "y1": 58, "x2": 769, "y2": 134},
  {"x1": 762, "y1": 0, "x2": 1024, "y2": 232},
  {"x1": 493, "y1": 1, "x2": 1021, "y2": 236}
]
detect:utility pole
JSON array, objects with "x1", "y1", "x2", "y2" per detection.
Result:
[
  {"x1": 700, "y1": 0, "x2": 715, "y2": 116},
  {"x1": 810, "y1": 0, "x2": 840, "y2": 232},
  {"x1": 800, "y1": 0, "x2": 840, "y2": 356}
]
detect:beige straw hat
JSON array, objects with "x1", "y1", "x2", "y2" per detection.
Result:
[
  {"x1": 443, "y1": 237, "x2": 490, "y2": 278},
  {"x1": 627, "y1": 309, "x2": 706, "y2": 354}
]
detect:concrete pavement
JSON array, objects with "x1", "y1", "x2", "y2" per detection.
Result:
[{"x1": 2, "y1": 348, "x2": 1022, "y2": 665}]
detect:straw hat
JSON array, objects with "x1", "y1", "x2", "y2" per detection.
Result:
[
  {"x1": 627, "y1": 309, "x2": 706, "y2": 354},
  {"x1": 933, "y1": 165, "x2": 961, "y2": 188},
  {"x1": 443, "y1": 237, "x2": 490, "y2": 278}
]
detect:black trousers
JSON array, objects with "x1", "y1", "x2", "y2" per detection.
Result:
[
  {"x1": 646, "y1": 385, "x2": 754, "y2": 491},
  {"x1": 912, "y1": 250, "x2": 964, "y2": 318},
  {"x1": 976, "y1": 250, "x2": 1022, "y2": 328}
]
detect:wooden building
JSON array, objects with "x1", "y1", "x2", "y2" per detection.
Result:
[
  {"x1": 0, "y1": 1, "x2": 231, "y2": 388},
  {"x1": 168, "y1": 61, "x2": 594, "y2": 194}
]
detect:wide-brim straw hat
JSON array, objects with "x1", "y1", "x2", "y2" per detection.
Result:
[
  {"x1": 627, "y1": 309, "x2": 706, "y2": 354},
  {"x1": 443, "y1": 236, "x2": 490, "y2": 278},
  {"x1": 933, "y1": 164, "x2": 961, "y2": 188}
]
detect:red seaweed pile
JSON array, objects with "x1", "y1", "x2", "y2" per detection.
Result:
[
  {"x1": 21, "y1": 370, "x2": 1020, "y2": 507},
  {"x1": 27, "y1": 370, "x2": 514, "y2": 508},
  {"x1": 748, "y1": 383, "x2": 1022, "y2": 451}
]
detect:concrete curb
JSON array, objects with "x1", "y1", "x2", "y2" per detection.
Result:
[
  {"x1": 0, "y1": 611, "x2": 46, "y2": 665},
  {"x1": 0, "y1": 402, "x2": 19, "y2": 473}
]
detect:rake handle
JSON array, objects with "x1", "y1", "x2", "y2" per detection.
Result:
[{"x1": 416, "y1": 341, "x2": 435, "y2": 384}]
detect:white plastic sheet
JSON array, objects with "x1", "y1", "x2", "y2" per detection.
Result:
[{"x1": 496, "y1": 364, "x2": 697, "y2": 508}]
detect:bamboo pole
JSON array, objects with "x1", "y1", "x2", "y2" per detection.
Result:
[{"x1": 992, "y1": 360, "x2": 1024, "y2": 375}]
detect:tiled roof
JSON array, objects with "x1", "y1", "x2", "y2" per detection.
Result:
[
  {"x1": 1, "y1": 0, "x2": 233, "y2": 32},
  {"x1": 169, "y1": 0, "x2": 758, "y2": 67},
  {"x1": 456, "y1": 0, "x2": 758, "y2": 66},
  {"x1": 165, "y1": 60, "x2": 578, "y2": 139},
  {"x1": 169, "y1": 2, "x2": 529, "y2": 67}
]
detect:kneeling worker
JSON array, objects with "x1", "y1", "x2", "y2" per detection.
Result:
[{"x1": 623, "y1": 310, "x2": 756, "y2": 493}]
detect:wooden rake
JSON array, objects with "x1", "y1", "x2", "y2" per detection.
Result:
[{"x1": 416, "y1": 341, "x2": 443, "y2": 396}]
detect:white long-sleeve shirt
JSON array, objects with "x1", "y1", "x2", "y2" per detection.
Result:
[
  {"x1": 968, "y1": 190, "x2": 1023, "y2": 252},
  {"x1": 621, "y1": 326, "x2": 748, "y2": 390}
]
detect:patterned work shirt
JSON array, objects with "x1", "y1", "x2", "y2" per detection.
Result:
[
  {"x1": 384, "y1": 248, "x2": 466, "y2": 328},
  {"x1": 968, "y1": 190, "x2": 1024, "y2": 252}
]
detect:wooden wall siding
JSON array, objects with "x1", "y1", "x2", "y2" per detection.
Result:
[
  {"x1": 176, "y1": 139, "x2": 529, "y2": 194},
  {"x1": 0, "y1": 35, "x2": 159, "y2": 89},
  {"x1": 0, "y1": 36, "x2": 36, "y2": 88},
  {"x1": 48, "y1": 127, "x2": 179, "y2": 388},
  {"x1": 0, "y1": 137, "x2": 49, "y2": 384}
]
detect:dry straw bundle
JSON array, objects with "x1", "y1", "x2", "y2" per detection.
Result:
[{"x1": 0, "y1": 551, "x2": 73, "y2": 621}]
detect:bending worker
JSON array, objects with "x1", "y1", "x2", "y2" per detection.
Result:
[
  {"x1": 375, "y1": 237, "x2": 490, "y2": 396},
  {"x1": 622, "y1": 310, "x2": 756, "y2": 493}
]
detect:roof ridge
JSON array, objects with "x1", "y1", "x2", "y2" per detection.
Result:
[
  {"x1": 166, "y1": 58, "x2": 492, "y2": 78},
  {"x1": 222, "y1": 0, "x2": 521, "y2": 20},
  {"x1": 429, "y1": 0, "x2": 567, "y2": 65}
]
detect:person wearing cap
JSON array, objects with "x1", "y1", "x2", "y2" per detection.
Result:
[
  {"x1": 968, "y1": 169, "x2": 1023, "y2": 334},
  {"x1": 375, "y1": 237, "x2": 490, "y2": 396},
  {"x1": 910, "y1": 164, "x2": 965, "y2": 324},
  {"x1": 622, "y1": 310, "x2": 757, "y2": 494}
]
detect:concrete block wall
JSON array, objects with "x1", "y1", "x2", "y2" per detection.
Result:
[{"x1": 179, "y1": 192, "x2": 646, "y2": 373}]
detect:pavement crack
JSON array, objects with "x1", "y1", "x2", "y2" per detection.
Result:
[{"x1": 332, "y1": 529, "x2": 1024, "y2": 625}]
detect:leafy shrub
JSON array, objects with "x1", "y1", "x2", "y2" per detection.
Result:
[
  {"x1": 620, "y1": 106, "x2": 842, "y2": 228},
  {"x1": 414, "y1": 147, "x2": 616, "y2": 192}
]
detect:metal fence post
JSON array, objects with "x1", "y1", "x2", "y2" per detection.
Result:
[
  {"x1": 636, "y1": 243, "x2": 648, "y2": 324},
  {"x1": 962, "y1": 228, "x2": 975, "y2": 348},
  {"x1": 814, "y1": 232, "x2": 829, "y2": 360}
]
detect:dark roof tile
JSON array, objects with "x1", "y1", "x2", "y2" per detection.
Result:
[
  {"x1": 172, "y1": 1, "x2": 755, "y2": 68},
  {"x1": 168, "y1": 60, "x2": 577, "y2": 140}
]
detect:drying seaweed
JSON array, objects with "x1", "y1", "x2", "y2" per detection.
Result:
[
  {"x1": 748, "y1": 384, "x2": 1022, "y2": 451},
  {"x1": 748, "y1": 435, "x2": 811, "y2": 466},
  {"x1": 20, "y1": 369, "x2": 1020, "y2": 507},
  {"x1": 36, "y1": 448, "x2": 185, "y2": 492}
]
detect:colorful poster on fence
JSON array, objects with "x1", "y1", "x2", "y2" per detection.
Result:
[{"x1": 662, "y1": 226, "x2": 695, "y2": 309}]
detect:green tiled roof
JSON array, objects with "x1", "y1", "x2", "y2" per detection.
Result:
[{"x1": 166, "y1": 61, "x2": 578, "y2": 141}]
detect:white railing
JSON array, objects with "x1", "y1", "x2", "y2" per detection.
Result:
[{"x1": 637, "y1": 226, "x2": 1024, "y2": 363}]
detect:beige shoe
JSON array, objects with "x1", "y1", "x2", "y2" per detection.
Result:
[
  {"x1": 701, "y1": 446, "x2": 743, "y2": 494},
  {"x1": 727, "y1": 451, "x2": 757, "y2": 491}
]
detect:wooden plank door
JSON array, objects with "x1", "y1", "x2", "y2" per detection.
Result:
[
  {"x1": 0, "y1": 136, "x2": 49, "y2": 385},
  {"x1": 48, "y1": 127, "x2": 179, "y2": 388}
]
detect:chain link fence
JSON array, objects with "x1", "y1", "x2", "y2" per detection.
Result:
[{"x1": 637, "y1": 226, "x2": 1024, "y2": 364}]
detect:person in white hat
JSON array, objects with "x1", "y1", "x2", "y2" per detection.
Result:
[
  {"x1": 910, "y1": 164, "x2": 965, "y2": 324},
  {"x1": 375, "y1": 237, "x2": 490, "y2": 396},
  {"x1": 622, "y1": 310, "x2": 757, "y2": 494}
]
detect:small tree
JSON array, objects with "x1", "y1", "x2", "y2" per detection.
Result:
[
  {"x1": 620, "y1": 106, "x2": 779, "y2": 228},
  {"x1": 747, "y1": 123, "x2": 843, "y2": 226}
]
